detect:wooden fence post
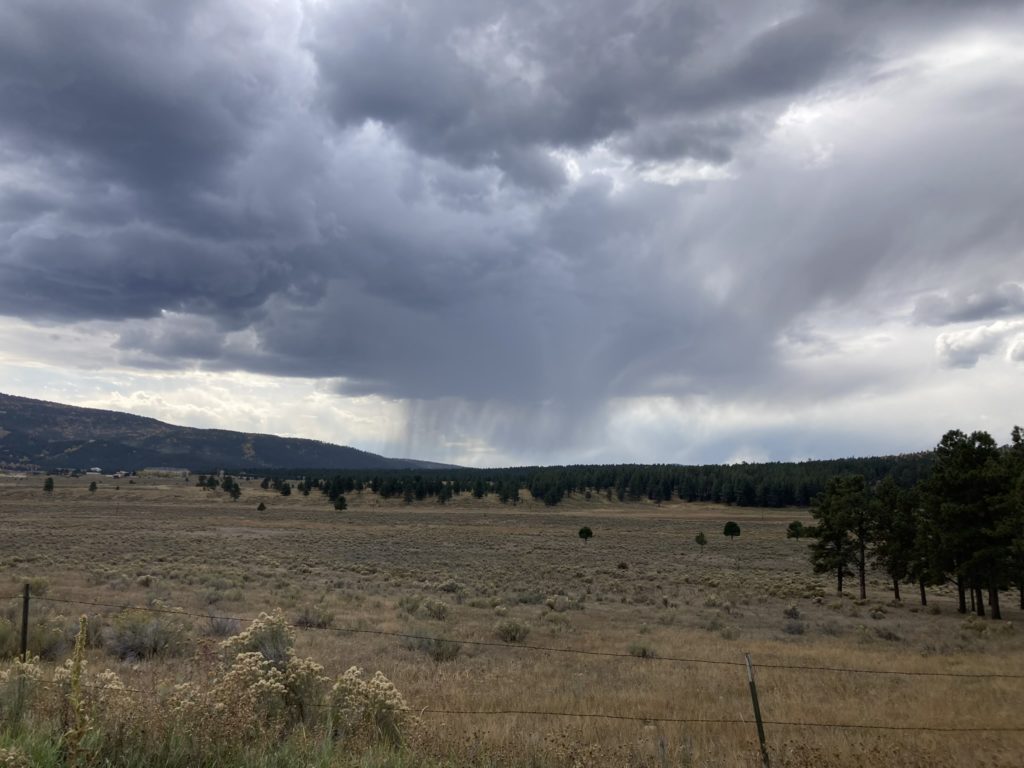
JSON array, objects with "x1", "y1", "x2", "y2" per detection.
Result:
[
  {"x1": 745, "y1": 652, "x2": 770, "y2": 768},
  {"x1": 20, "y1": 583, "x2": 30, "y2": 661}
]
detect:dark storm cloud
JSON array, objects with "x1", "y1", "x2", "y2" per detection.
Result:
[
  {"x1": 0, "y1": 1, "x2": 276, "y2": 197},
  {"x1": 309, "y1": 0, "x2": 862, "y2": 176},
  {"x1": 1, "y1": 0, "x2": 1024, "y2": 460},
  {"x1": 2, "y1": 227, "x2": 289, "y2": 322}
]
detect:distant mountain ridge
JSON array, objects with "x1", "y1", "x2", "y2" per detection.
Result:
[{"x1": 0, "y1": 392, "x2": 452, "y2": 472}]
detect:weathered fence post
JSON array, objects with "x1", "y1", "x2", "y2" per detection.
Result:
[
  {"x1": 20, "y1": 583, "x2": 30, "y2": 661},
  {"x1": 745, "y1": 652, "x2": 770, "y2": 768}
]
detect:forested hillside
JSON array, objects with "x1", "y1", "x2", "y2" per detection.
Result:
[{"x1": 0, "y1": 393, "x2": 451, "y2": 471}]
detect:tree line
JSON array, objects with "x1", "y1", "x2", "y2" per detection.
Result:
[
  {"x1": 248, "y1": 452, "x2": 936, "y2": 510},
  {"x1": 807, "y1": 428, "x2": 1024, "y2": 619}
]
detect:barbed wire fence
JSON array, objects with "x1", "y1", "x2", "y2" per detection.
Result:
[{"x1": 3, "y1": 586, "x2": 1024, "y2": 767}]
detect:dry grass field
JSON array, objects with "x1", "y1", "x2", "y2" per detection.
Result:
[{"x1": 1, "y1": 473, "x2": 1022, "y2": 767}]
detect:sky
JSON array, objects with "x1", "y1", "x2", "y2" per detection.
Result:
[{"x1": 1, "y1": 0, "x2": 1023, "y2": 467}]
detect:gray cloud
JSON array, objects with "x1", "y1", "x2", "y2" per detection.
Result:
[
  {"x1": 1, "y1": 0, "x2": 1024, "y2": 461},
  {"x1": 309, "y1": 0, "x2": 864, "y2": 177},
  {"x1": 914, "y1": 283, "x2": 1024, "y2": 325},
  {"x1": 1009, "y1": 336, "x2": 1024, "y2": 364}
]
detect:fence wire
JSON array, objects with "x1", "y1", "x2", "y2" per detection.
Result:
[
  {"x1": 19, "y1": 678, "x2": 1024, "y2": 734},
  {"x1": 28, "y1": 593, "x2": 1024, "y2": 680}
]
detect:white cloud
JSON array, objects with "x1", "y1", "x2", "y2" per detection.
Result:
[{"x1": 935, "y1": 320, "x2": 1024, "y2": 369}]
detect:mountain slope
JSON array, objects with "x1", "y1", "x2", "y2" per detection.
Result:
[{"x1": 0, "y1": 393, "x2": 451, "y2": 471}]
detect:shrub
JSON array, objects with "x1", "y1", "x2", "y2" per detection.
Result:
[
  {"x1": 170, "y1": 651, "x2": 316, "y2": 750},
  {"x1": 0, "y1": 620, "x2": 16, "y2": 658},
  {"x1": 402, "y1": 632, "x2": 461, "y2": 662},
  {"x1": 294, "y1": 605, "x2": 334, "y2": 630},
  {"x1": 25, "y1": 578, "x2": 49, "y2": 597},
  {"x1": 494, "y1": 619, "x2": 531, "y2": 643},
  {"x1": 545, "y1": 595, "x2": 570, "y2": 613},
  {"x1": 578, "y1": 526, "x2": 593, "y2": 543},
  {"x1": 786, "y1": 521, "x2": 805, "y2": 539},
  {"x1": 24, "y1": 617, "x2": 68, "y2": 661},
  {"x1": 206, "y1": 615, "x2": 242, "y2": 637},
  {"x1": 329, "y1": 666, "x2": 414, "y2": 746},
  {"x1": 194, "y1": 610, "x2": 330, "y2": 731},
  {"x1": 783, "y1": 620, "x2": 805, "y2": 635},
  {"x1": 397, "y1": 595, "x2": 422, "y2": 615},
  {"x1": 104, "y1": 609, "x2": 188, "y2": 660},
  {"x1": 421, "y1": 598, "x2": 449, "y2": 621},
  {"x1": 510, "y1": 591, "x2": 545, "y2": 605},
  {"x1": 222, "y1": 610, "x2": 294, "y2": 667},
  {"x1": 874, "y1": 627, "x2": 902, "y2": 642},
  {"x1": 783, "y1": 604, "x2": 801, "y2": 620},
  {"x1": 719, "y1": 625, "x2": 740, "y2": 641},
  {"x1": 627, "y1": 643, "x2": 656, "y2": 658},
  {"x1": 437, "y1": 579, "x2": 461, "y2": 594},
  {"x1": 818, "y1": 620, "x2": 843, "y2": 636},
  {"x1": 0, "y1": 656, "x2": 42, "y2": 725}
]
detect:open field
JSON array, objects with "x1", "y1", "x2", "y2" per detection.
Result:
[{"x1": 1, "y1": 474, "x2": 1022, "y2": 767}]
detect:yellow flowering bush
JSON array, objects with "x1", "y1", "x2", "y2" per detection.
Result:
[
  {"x1": 170, "y1": 610, "x2": 330, "y2": 750},
  {"x1": 329, "y1": 666, "x2": 414, "y2": 746},
  {"x1": 1, "y1": 609, "x2": 415, "y2": 761},
  {"x1": 0, "y1": 656, "x2": 42, "y2": 725}
]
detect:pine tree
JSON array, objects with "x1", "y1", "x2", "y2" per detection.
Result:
[{"x1": 808, "y1": 476, "x2": 860, "y2": 595}]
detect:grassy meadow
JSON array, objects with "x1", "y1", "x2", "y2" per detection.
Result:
[{"x1": 0, "y1": 473, "x2": 1021, "y2": 767}]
